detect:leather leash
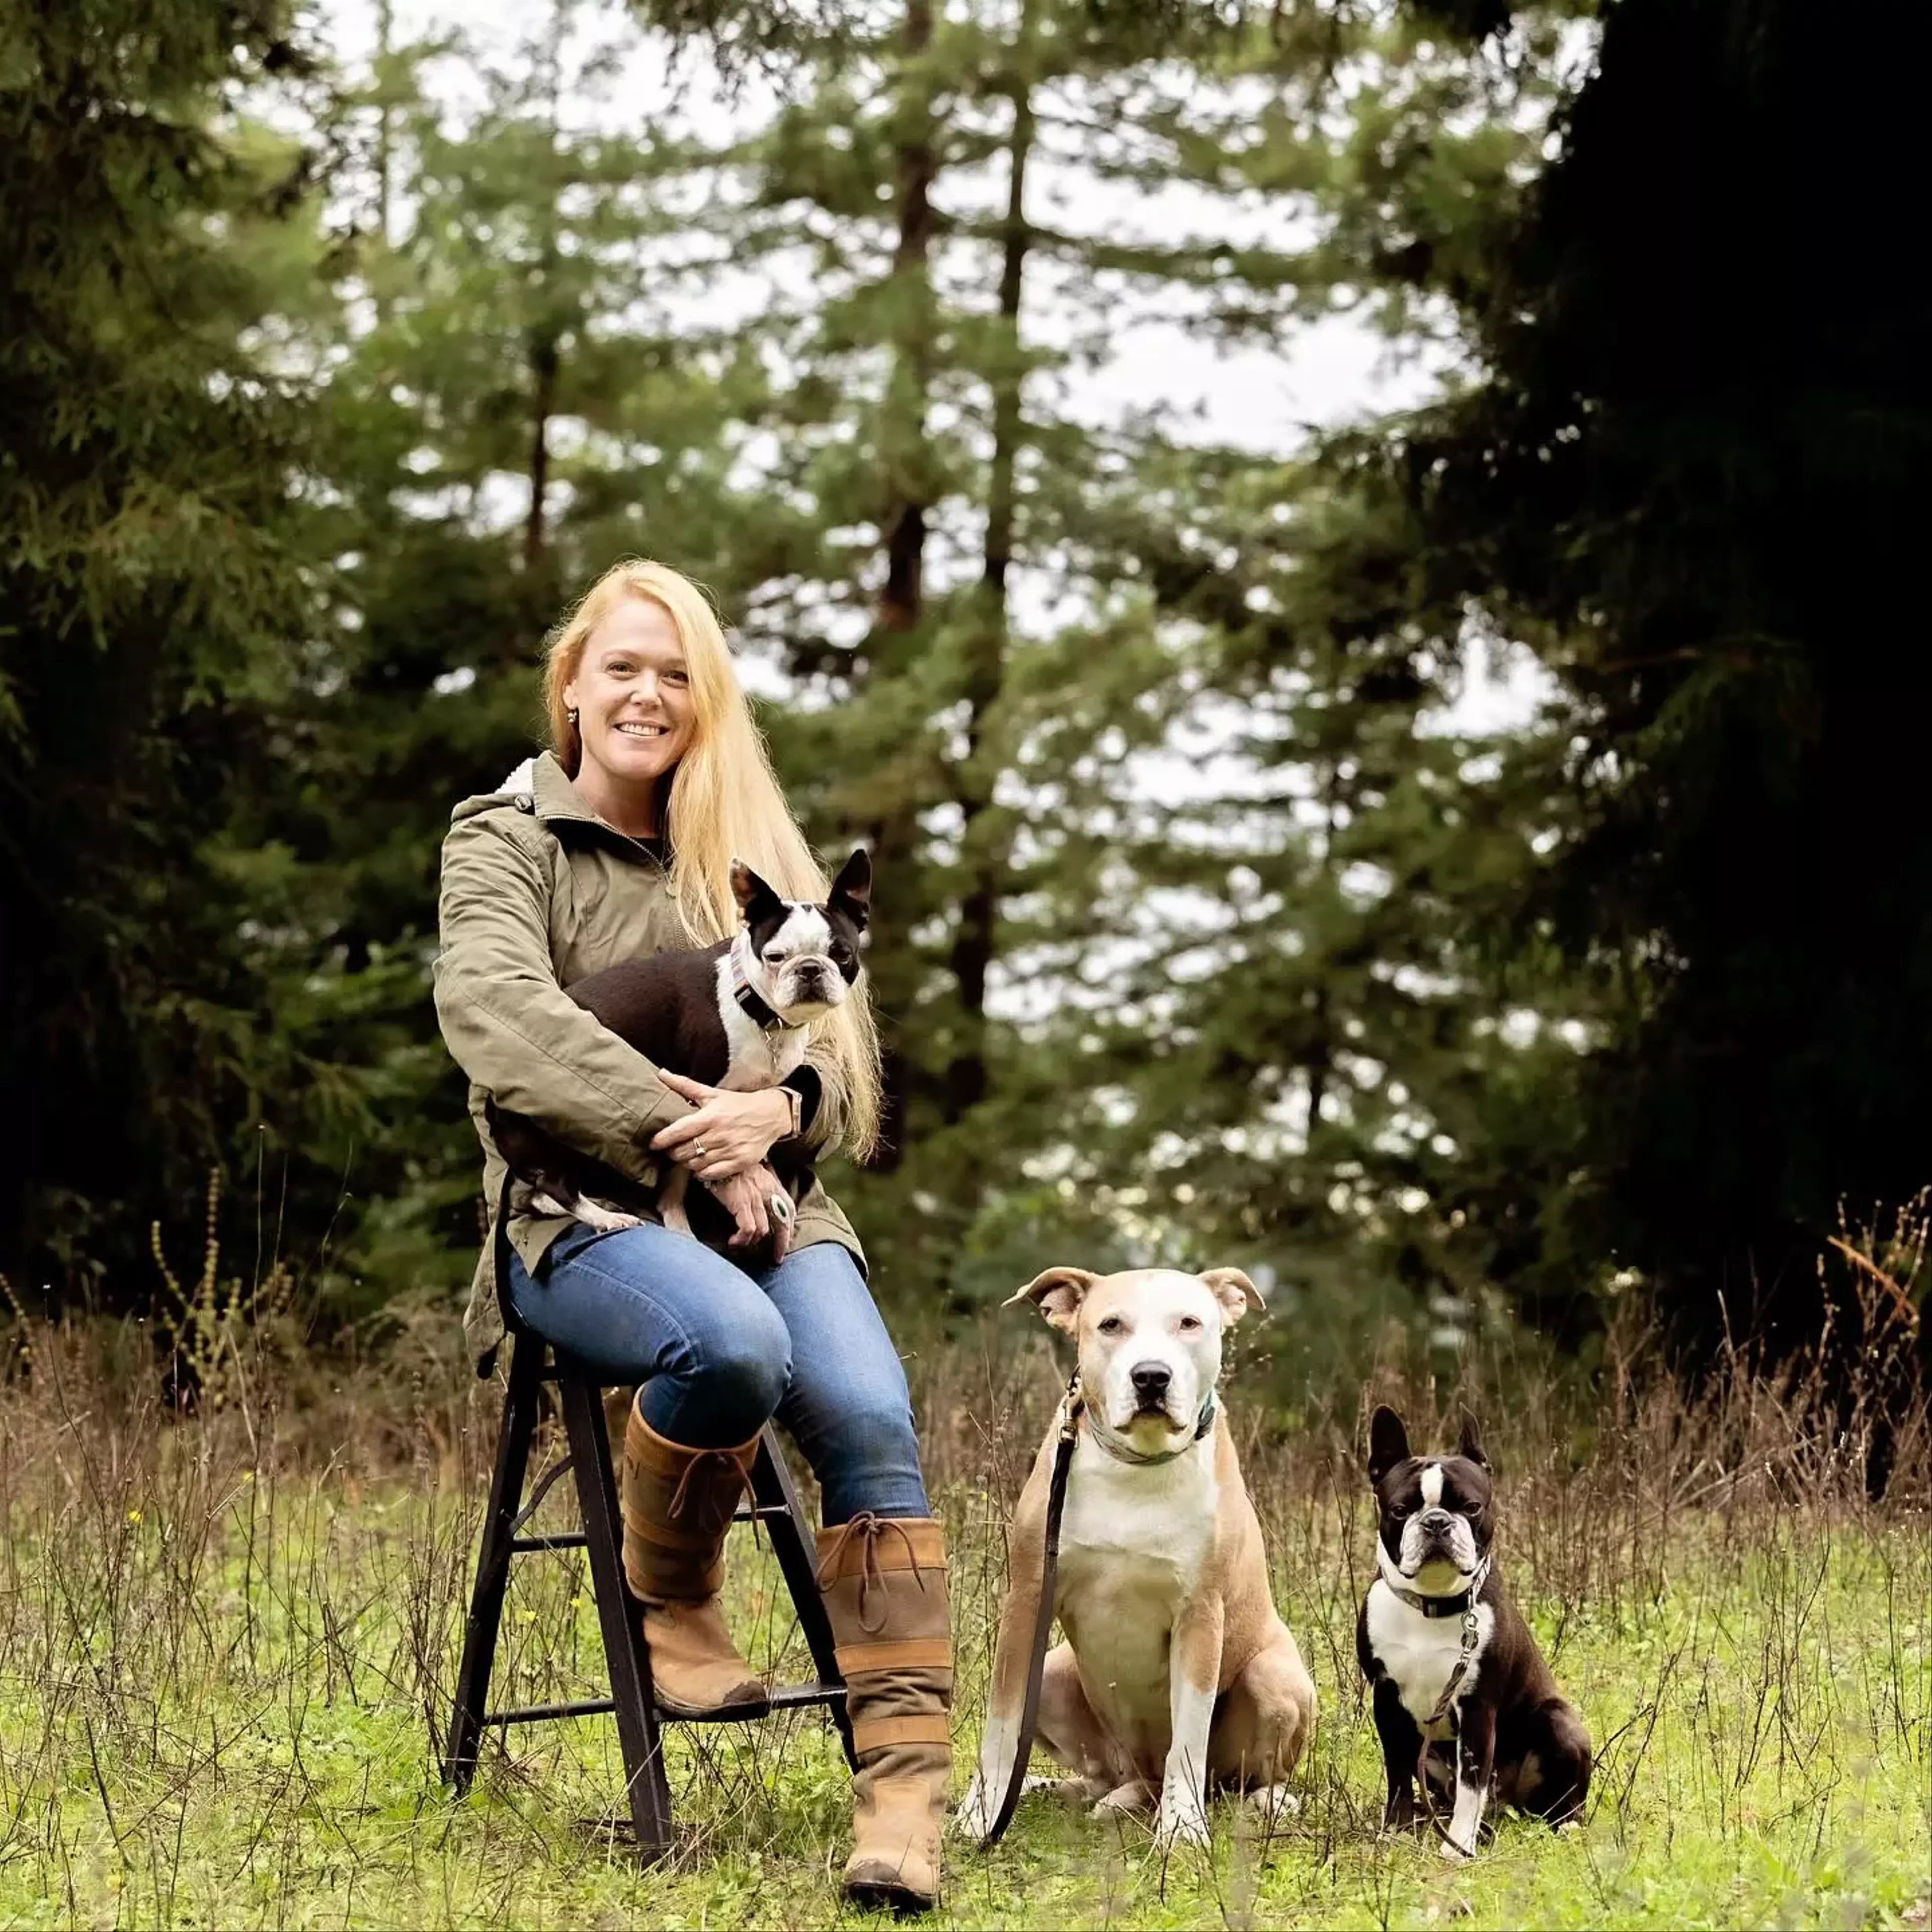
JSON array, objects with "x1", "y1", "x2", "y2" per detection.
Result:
[
  {"x1": 979, "y1": 1371, "x2": 1082, "y2": 1848},
  {"x1": 1415, "y1": 1605, "x2": 1483, "y2": 1853},
  {"x1": 485, "y1": 1167, "x2": 518, "y2": 1377}
]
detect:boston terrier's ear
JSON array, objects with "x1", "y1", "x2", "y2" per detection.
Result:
[
  {"x1": 730, "y1": 858, "x2": 785, "y2": 921},
  {"x1": 1457, "y1": 1405, "x2": 1489, "y2": 1470},
  {"x1": 1004, "y1": 1265, "x2": 1099, "y2": 1336},
  {"x1": 1199, "y1": 1267, "x2": 1264, "y2": 1324},
  {"x1": 1368, "y1": 1404, "x2": 1411, "y2": 1485},
  {"x1": 829, "y1": 847, "x2": 872, "y2": 928}
]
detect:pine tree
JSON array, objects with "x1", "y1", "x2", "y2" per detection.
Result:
[
  {"x1": 0, "y1": 0, "x2": 319, "y2": 1289},
  {"x1": 227, "y1": 0, "x2": 778, "y2": 1307},
  {"x1": 891, "y1": 2, "x2": 1597, "y2": 1343},
  {"x1": 698, "y1": 0, "x2": 1574, "y2": 1319},
  {"x1": 99, "y1": 0, "x2": 1597, "y2": 1337},
  {"x1": 1369, "y1": 0, "x2": 1932, "y2": 1356}
]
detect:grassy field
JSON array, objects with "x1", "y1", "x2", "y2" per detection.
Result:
[{"x1": 0, "y1": 1294, "x2": 1925, "y2": 1931}]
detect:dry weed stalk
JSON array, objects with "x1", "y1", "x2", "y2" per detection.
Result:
[{"x1": 0, "y1": 1196, "x2": 1921, "y2": 1917}]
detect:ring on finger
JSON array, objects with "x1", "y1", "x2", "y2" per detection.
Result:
[{"x1": 692, "y1": 1141, "x2": 709, "y2": 1160}]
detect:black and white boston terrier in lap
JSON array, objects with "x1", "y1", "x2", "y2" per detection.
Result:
[
  {"x1": 487, "y1": 848, "x2": 870, "y2": 1256},
  {"x1": 1355, "y1": 1404, "x2": 1592, "y2": 1859}
]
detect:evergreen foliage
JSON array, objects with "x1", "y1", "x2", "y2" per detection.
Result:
[
  {"x1": 232, "y1": 0, "x2": 791, "y2": 1312},
  {"x1": 0, "y1": 0, "x2": 317, "y2": 1285},
  {"x1": 1369, "y1": 0, "x2": 1931, "y2": 1351},
  {"x1": 3, "y1": 0, "x2": 1917, "y2": 1380}
]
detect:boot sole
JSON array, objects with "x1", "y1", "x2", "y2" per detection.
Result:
[
  {"x1": 842, "y1": 1877, "x2": 937, "y2": 1917},
  {"x1": 652, "y1": 1690, "x2": 771, "y2": 1721}
]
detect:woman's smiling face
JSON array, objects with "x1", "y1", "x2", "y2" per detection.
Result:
[{"x1": 564, "y1": 597, "x2": 698, "y2": 815}]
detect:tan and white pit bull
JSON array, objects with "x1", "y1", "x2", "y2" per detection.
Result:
[{"x1": 956, "y1": 1265, "x2": 1317, "y2": 1852}]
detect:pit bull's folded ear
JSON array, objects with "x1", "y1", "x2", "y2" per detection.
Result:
[
  {"x1": 829, "y1": 847, "x2": 872, "y2": 927},
  {"x1": 731, "y1": 858, "x2": 784, "y2": 919},
  {"x1": 1457, "y1": 1405, "x2": 1489, "y2": 1470},
  {"x1": 1368, "y1": 1404, "x2": 1411, "y2": 1484},
  {"x1": 1004, "y1": 1266, "x2": 1098, "y2": 1335},
  {"x1": 1199, "y1": 1267, "x2": 1264, "y2": 1323}
]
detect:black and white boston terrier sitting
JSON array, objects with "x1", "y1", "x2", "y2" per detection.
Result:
[
  {"x1": 1355, "y1": 1404, "x2": 1592, "y2": 1859},
  {"x1": 488, "y1": 848, "x2": 870, "y2": 1257}
]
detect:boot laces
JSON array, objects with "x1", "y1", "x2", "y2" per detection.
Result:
[
  {"x1": 816, "y1": 1511, "x2": 927, "y2": 1633},
  {"x1": 665, "y1": 1447, "x2": 748, "y2": 1535}
]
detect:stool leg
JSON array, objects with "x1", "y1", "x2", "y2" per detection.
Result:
[
  {"x1": 444, "y1": 1338, "x2": 543, "y2": 1792},
  {"x1": 559, "y1": 1371, "x2": 675, "y2": 1863},
  {"x1": 753, "y1": 1428, "x2": 857, "y2": 1770}
]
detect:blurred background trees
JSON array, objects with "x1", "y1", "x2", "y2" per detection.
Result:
[{"x1": 2, "y1": 0, "x2": 1921, "y2": 1386}]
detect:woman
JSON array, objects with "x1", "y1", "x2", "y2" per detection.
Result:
[{"x1": 433, "y1": 560, "x2": 950, "y2": 1912}]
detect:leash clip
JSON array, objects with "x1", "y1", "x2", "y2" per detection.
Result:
[
  {"x1": 1460, "y1": 1609, "x2": 1481, "y2": 1650},
  {"x1": 1057, "y1": 1371, "x2": 1083, "y2": 1443}
]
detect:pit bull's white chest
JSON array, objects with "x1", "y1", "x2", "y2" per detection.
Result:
[
  {"x1": 1365, "y1": 1580, "x2": 1495, "y2": 1735},
  {"x1": 713, "y1": 958, "x2": 810, "y2": 1091},
  {"x1": 1055, "y1": 1435, "x2": 1217, "y2": 1752}
]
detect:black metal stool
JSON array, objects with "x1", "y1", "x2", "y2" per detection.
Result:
[{"x1": 441, "y1": 1332, "x2": 853, "y2": 1862}]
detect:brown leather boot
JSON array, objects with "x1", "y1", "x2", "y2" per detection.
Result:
[
  {"x1": 619, "y1": 1400, "x2": 768, "y2": 1719},
  {"x1": 816, "y1": 1514, "x2": 952, "y2": 1912}
]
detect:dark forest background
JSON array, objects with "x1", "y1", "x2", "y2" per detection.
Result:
[{"x1": 3, "y1": 0, "x2": 1925, "y2": 1389}]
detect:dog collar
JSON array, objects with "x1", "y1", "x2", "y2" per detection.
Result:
[
  {"x1": 729, "y1": 937, "x2": 789, "y2": 1034},
  {"x1": 1082, "y1": 1387, "x2": 1217, "y2": 1467},
  {"x1": 1376, "y1": 1543, "x2": 1492, "y2": 1617}
]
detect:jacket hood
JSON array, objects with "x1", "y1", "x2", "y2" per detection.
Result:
[{"x1": 449, "y1": 749, "x2": 601, "y2": 829}]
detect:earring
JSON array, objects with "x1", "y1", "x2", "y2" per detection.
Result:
[{"x1": 567, "y1": 706, "x2": 579, "y2": 727}]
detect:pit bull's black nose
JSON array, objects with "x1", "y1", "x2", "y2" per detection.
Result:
[
  {"x1": 1420, "y1": 1508, "x2": 1454, "y2": 1533},
  {"x1": 1130, "y1": 1362, "x2": 1171, "y2": 1402}
]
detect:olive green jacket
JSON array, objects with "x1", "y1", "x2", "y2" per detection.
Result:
[{"x1": 433, "y1": 750, "x2": 864, "y2": 1374}]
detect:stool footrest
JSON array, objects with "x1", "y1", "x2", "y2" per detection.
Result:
[
  {"x1": 511, "y1": 1533, "x2": 588, "y2": 1553},
  {"x1": 489, "y1": 1697, "x2": 617, "y2": 1727},
  {"x1": 486, "y1": 1682, "x2": 843, "y2": 1732},
  {"x1": 768, "y1": 1680, "x2": 846, "y2": 1711}
]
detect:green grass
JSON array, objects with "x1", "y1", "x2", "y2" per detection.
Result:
[{"x1": 0, "y1": 1320, "x2": 1926, "y2": 1930}]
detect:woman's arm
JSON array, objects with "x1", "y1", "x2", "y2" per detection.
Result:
[
  {"x1": 795, "y1": 1037, "x2": 842, "y2": 1151},
  {"x1": 433, "y1": 810, "x2": 691, "y2": 1186}
]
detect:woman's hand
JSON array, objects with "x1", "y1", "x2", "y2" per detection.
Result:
[
  {"x1": 701, "y1": 1162, "x2": 795, "y2": 1261},
  {"x1": 651, "y1": 1071, "x2": 791, "y2": 1182}
]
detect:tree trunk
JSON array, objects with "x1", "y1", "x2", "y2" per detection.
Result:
[
  {"x1": 523, "y1": 328, "x2": 557, "y2": 571},
  {"x1": 1305, "y1": 987, "x2": 1330, "y2": 1135},
  {"x1": 372, "y1": 0, "x2": 393, "y2": 327},
  {"x1": 522, "y1": 0, "x2": 566, "y2": 577},
  {"x1": 863, "y1": 0, "x2": 938, "y2": 1173},
  {"x1": 876, "y1": 0, "x2": 936, "y2": 632},
  {"x1": 1305, "y1": 764, "x2": 1339, "y2": 1139},
  {"x1": 943, "y1": 10, "x2": 1033, "y2": 1127}
]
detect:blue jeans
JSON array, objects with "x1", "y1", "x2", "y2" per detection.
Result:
[{"x1": 503, "y1": 1222, "x2": 929, "y2": 1526}]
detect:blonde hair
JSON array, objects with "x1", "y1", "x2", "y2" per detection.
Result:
[{"x1": 543, "y1": 558, "x2": 882, "y2": 1161}]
